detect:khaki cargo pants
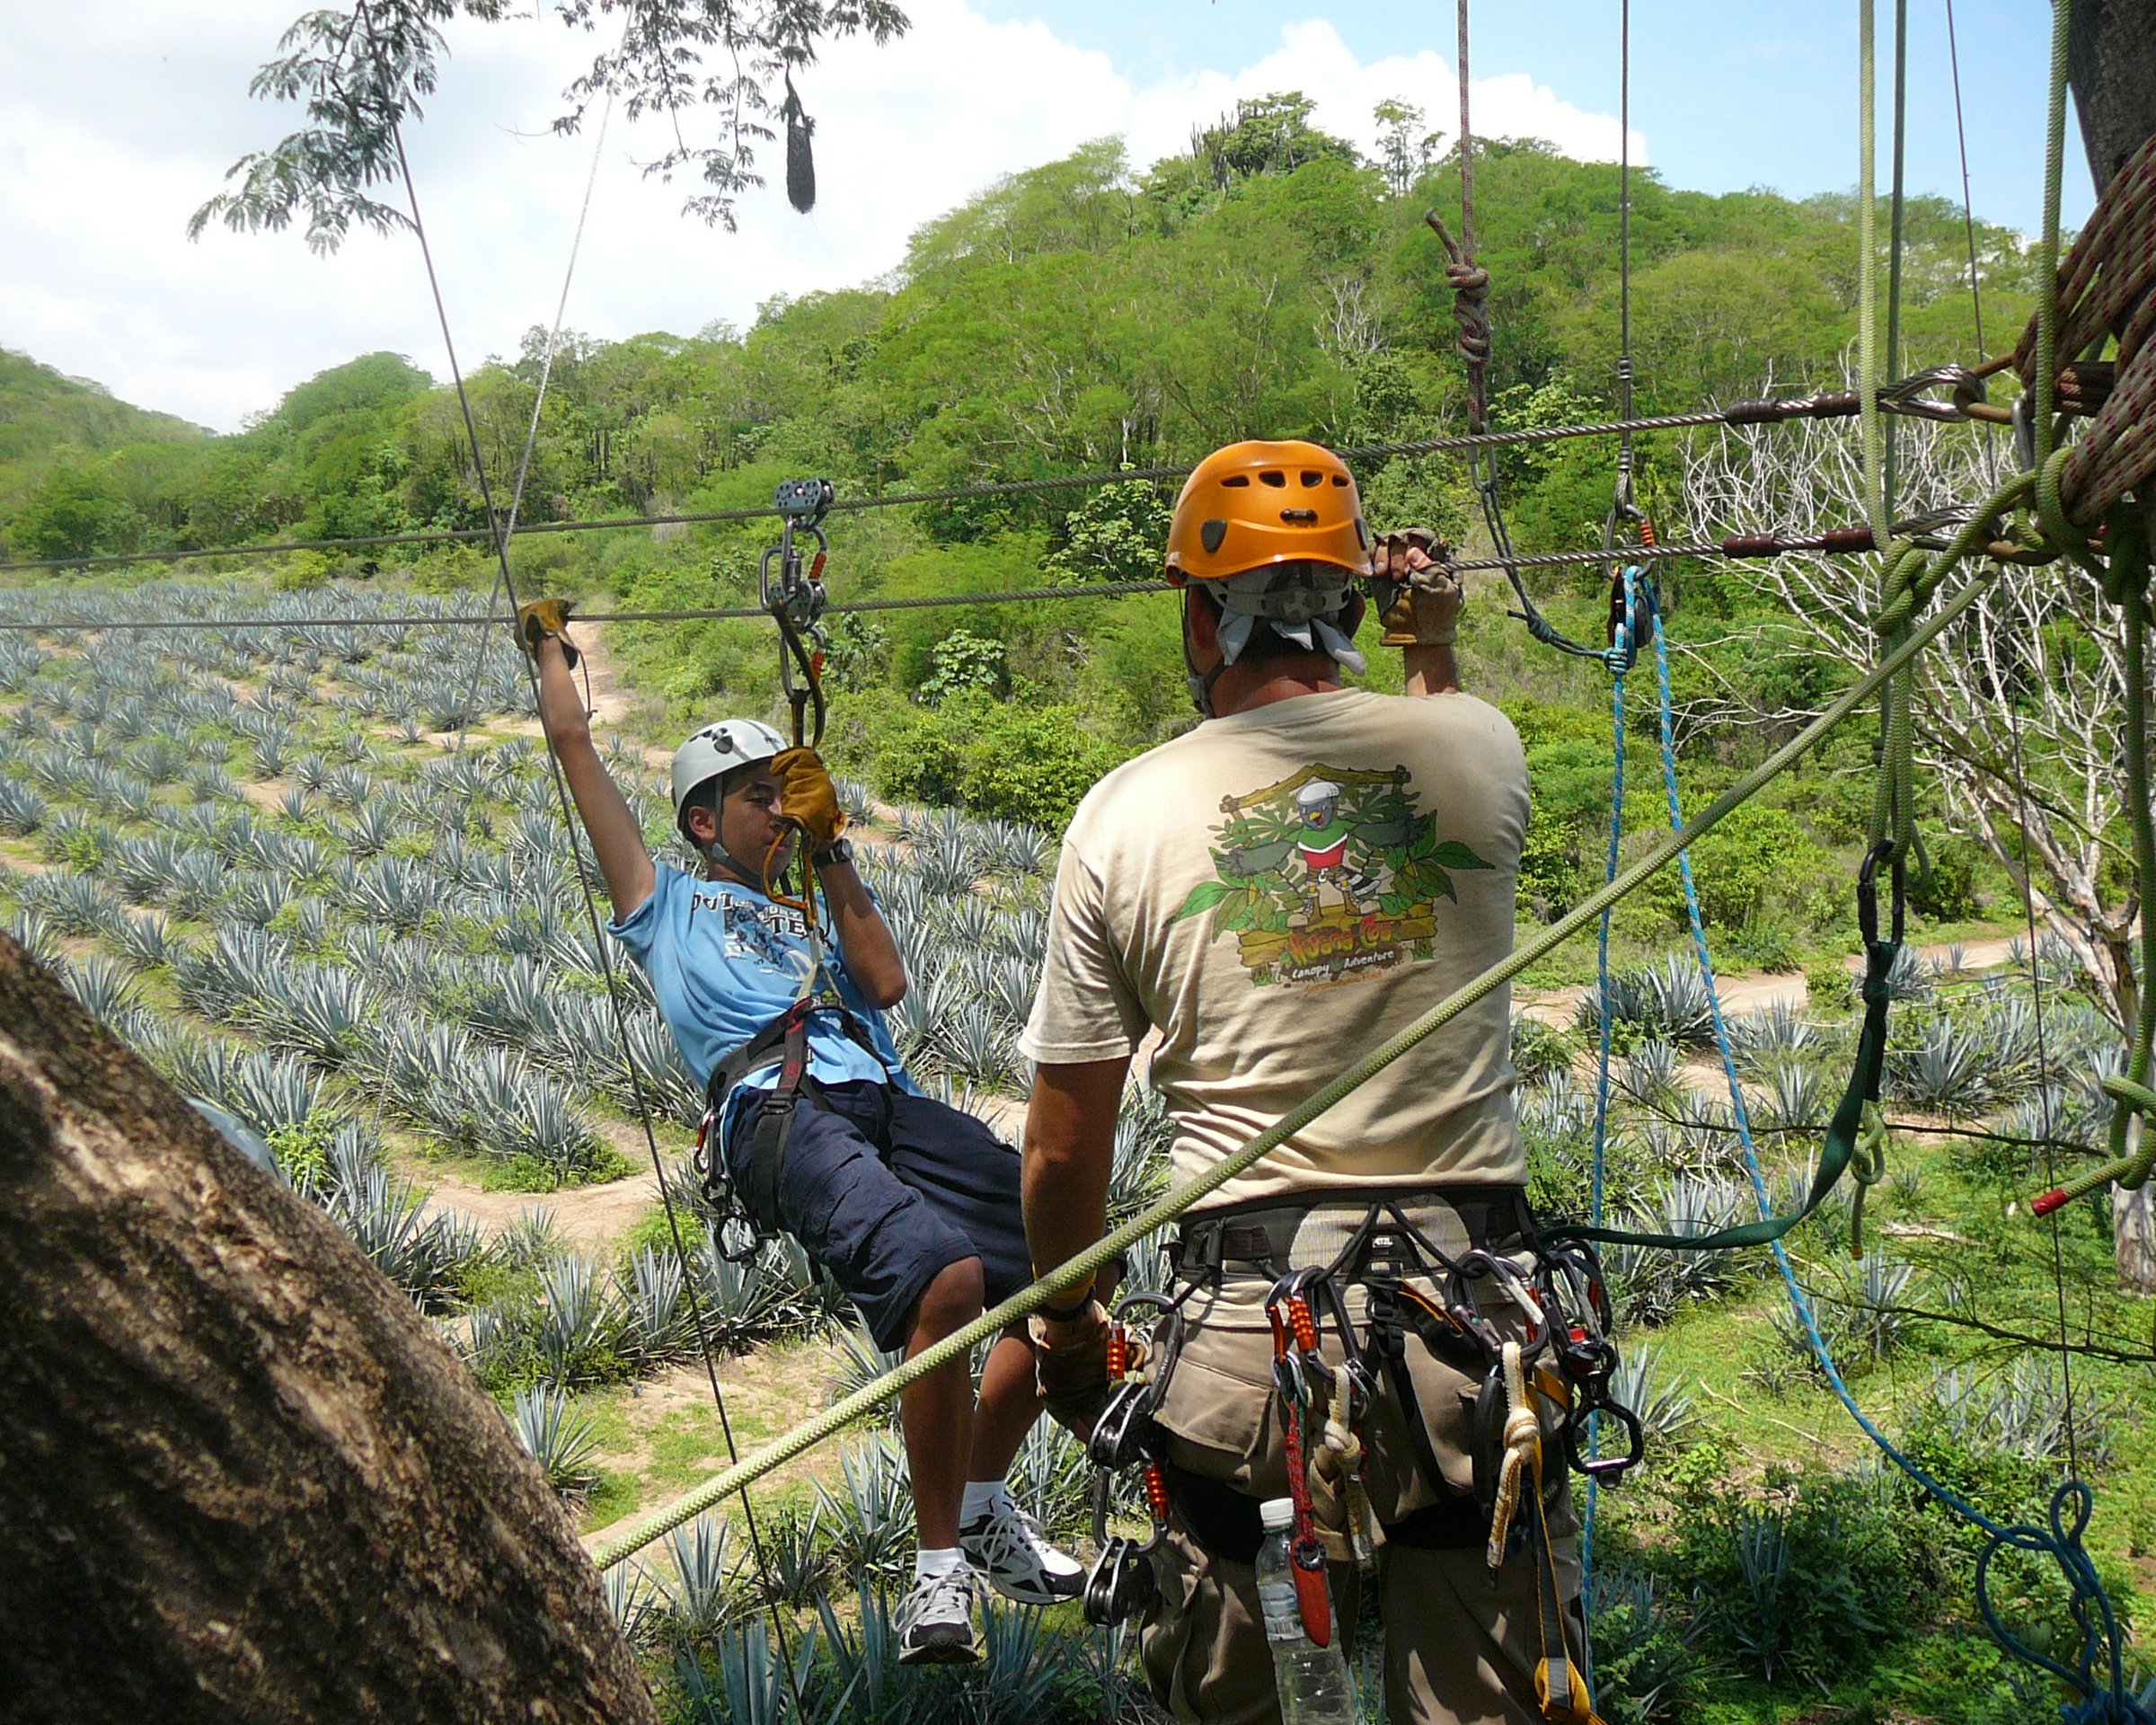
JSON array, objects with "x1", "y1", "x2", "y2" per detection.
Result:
[{"x1": 1138, "y1": 1259, "x2": 1583, "y2": 1725}]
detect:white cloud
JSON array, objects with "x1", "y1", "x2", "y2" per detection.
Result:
[{"x1": 0, "y1": 3, "x2": 1639, "y2": 431}]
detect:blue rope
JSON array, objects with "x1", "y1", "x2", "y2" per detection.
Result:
[{"x1": 1625, "y1": 579, "x2": 2148, "y2": 1725}]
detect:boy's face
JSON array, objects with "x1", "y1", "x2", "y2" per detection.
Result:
[{"x1": 692, "y1": 765, "x2": 796, "y2": 879}]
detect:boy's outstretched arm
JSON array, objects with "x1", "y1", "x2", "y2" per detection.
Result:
[{"x1": 533, "y1": 631, "x2": 657, "y2": 917}]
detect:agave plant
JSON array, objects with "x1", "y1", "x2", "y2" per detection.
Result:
[
  {"x1": 655, "y1": 1512, "x2": 738, "y2": 1642},
  {"x1": 250, "y1": 960, "x2": 374, "y2": 1069},
  {"x1": 831, "y1": 1321, "x2": 906, "y2": 1428},
  {"x1": 535, "y1": 1255, "x2": 624, "y2": 1384},
  {"x1": 618, "y1": 1244, "x2": 696, "y2": 1367},
  {"x1": 508, "y1": 1384, "x2": 604, "y2": 1500},
  {"x1": 83, "y1": 763, "x2": 156, "y2": 823},
  {"x1": 1912, "y1": 1357, "x2": 2116, "y2": 1470},
  {"x1": 941, "y1": 999, "x2": 1021, "y2": 1090},
  {"x1": 1607, "y1": 1344, "x2": 1700, "y2": 1449},
  {"x1": 0, "y1": 777, "x2": 47, "y2": 836},
  {"x1": 1833, "y1": 1250, "x2": 1918, "y2": 1363},
  {"x1": 323, "y1": 1162, "x2": 483, "y2": 1308},
  {"x1": 1620, "y1": 1039, "x2": 1683, "y2": 1110},
  {"x1": 107, "y1": 907, "x2": 176, "y2": 973},
  {"x1": 1754, "y1": 1057, "x2": 1827, "y2": 1132},
  {"x1": 25, "y1": 868, "x2": 115, "y2": 937},
  {"x1": 57, "y1": 954, "x2": 142, "y2": 1024},
  {"x1": 165, "y1": 849, "x2": 231, "y2": 919},
  {"x1": 819, "y1": 1434, "x2": 915, "y2": 1583},
  {"x1": 1886, "y1": 1017, "x2": 1993, "y2": 1116}
]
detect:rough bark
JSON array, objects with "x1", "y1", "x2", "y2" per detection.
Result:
[
  {"x1": 2068, "y1": 0, "x2": 2156, "y2": 197},
  {"x1": 0, "y1": 932, "x2": 658, "y2": 1725}
]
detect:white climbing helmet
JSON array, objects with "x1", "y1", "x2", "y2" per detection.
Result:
[{"x1": 671, "y1": 718, "x2": 786, "y2": 842}]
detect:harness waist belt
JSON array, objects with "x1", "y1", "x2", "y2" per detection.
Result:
[{"x1": 1174, "y1": 1184, "x2": 1533, "y2": 1278}]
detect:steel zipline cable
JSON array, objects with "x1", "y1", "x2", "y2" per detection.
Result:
[{"x1": 0, "y1": 390, "x2": 1995, "y2": 579}]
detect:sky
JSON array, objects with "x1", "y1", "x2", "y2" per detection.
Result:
[{"x1": 0, "y1": 1, "x2": 2096, "y2": 434}]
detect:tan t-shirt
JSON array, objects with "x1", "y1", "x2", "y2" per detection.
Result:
[{"x1": 1021, "y1": 686, "x2": 1530, "y2": 1211}]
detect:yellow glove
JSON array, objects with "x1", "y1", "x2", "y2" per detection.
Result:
[
  {"x1": 517, "y1": 597, "x2": 580, "y2": 668},
  {"x1": 768, "y1": 746, "x2": 845, "y2": 856},
  {"x1": 1371, "y1": 530, "x2": 1465, "y2": 647}
]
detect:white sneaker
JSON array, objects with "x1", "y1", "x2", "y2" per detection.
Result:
[
  {"x1": 896, "y1": 1562, "x2": 980, "y2": 1665},
  {"x1": 959, "y1": 1500, "x2": 1086, "y2": 1605}
]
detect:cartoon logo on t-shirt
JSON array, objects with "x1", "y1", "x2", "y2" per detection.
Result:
[
  {"x1": 1172, "y1": 765, "x2": 1492, "y2": 987},
  {"x1": 693, "y1": 888, "x2": 812, "y2": 971}
]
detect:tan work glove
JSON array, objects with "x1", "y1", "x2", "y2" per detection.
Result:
[
  {"x1": 517, "y1": 597, "x2": 580, "y2": 668},
  {"x1": 768, "y1": 746, "x2": 845, "y2": 856},
  {"x1": 1371, "y1": 529, "x2": 1465, "y2": 647},
  {"x1": 1029, "y1": 1304, "x2": 1113, "y2": 1438}
]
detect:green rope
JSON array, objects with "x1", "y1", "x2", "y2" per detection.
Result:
[
  {"x1": 2034, "y1": 0, "x2": 2074, "y2": 472},
  {"x1": 1858, "y1": 0, "x2": 1920, "y2": 875},
  {"x1": 2038, "y1": 503, "x2": 2156, "y2": 1209},
  {"x1": 1884, "y1": 0, "x2": 1910, "y2": 520},
  {"x1": 587, "y1": 482, "x2": 2034, "y2": 1574}
]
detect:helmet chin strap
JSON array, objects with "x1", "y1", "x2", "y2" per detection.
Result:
[{"x1": 702, "y1": 837, "x2": 785, "y2": 890}]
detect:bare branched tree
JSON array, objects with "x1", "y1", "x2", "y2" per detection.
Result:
[
  {"x1": 1683, "y1": 405, "x2": 2152, "y2": 1285},
  {"x1": 190, "y1": 0, "x2": 907, "y2": 250}
]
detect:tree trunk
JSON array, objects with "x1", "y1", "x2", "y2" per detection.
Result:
[
  {"x1": 2068, "y1": 0, "x2": 2156, "y2": 196},
  {"x1": 2114, "y1": 1127, "x2": 2156, "y2": 1293},
  {"x1": 0, "y1": 933, "x2": 658, "y2": 1725}
]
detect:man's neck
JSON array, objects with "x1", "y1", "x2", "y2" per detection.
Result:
[{"x1": 1209, "y1": 655, "x2": 1343, "y2": 719}]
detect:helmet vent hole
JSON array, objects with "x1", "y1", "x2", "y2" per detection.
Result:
[
  {"x1": 1200, "y1": 518, "x2": 1230, "y2": 553},
  {"x1": 1259, "y1": 470, "x2": 1287, "y2": 488},
  {"x1": 1281, "y1": 508, "x2": 1318, "y2": 525},
  {"x1": 1331, "y1": 474, "x2": 1350, "y2": 486},
  {"x1": 1300, "y1": 472, "x2": 1322, "y2": 487},
  {"x1": 1220, "y1": 474, "x2": 1250, "y2": 488}
]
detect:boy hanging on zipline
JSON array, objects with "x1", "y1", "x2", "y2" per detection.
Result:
[{"x1": 521, "y1": 607, "x2": 1082, "y2": 1663}]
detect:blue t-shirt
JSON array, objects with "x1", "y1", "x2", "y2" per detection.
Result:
[{"x1": 608, "y1": 863, "x2": 918, "y2": 1110}]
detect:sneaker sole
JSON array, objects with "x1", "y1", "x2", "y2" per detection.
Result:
[
  {"x1": 897, "y1": 1634, "x2": 981, "y2": 1667},
  {"x1": 976, "y1": 1572, "x2": 1084, "y2": 1606}
]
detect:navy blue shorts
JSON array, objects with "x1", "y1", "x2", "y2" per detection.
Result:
[{"x1": 725, "y1": 1081, "x2": 1031, "y2": 1351}]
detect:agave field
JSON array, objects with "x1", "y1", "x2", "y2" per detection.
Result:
[{"x1": 4, "y1": 578, "x2": 2152, "y2": 1724}]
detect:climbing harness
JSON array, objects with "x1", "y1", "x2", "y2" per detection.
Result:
[{"x1": 1067, "y1": 1185, "x2": 1631, "y2": 1719}]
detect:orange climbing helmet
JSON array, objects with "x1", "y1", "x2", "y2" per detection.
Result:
[{"x1": 1163, "y1": 439, "x2": 1373, "y2": 582}]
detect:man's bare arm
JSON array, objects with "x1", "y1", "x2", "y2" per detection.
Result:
[
  {"x1": 1021, "y1": 1056, "x2": 1131, "y2": 1305},
  {"x1": 817, "y1": 856, "x2": 906, "y2": 1007},
  {"x1": 533, "y1": 635, "x2": 656, "y2": 916},
  {"x1": 1403, "y1": 641, "x2": 1461, "y2": 696}
]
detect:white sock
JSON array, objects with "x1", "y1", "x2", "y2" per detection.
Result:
[
  {"x1": 961, "y1": 1480, "x2": 1010, "y2": 1521},
  {"x1": 915, "y1": 1546, "x2": 964, "y2": 1582}
]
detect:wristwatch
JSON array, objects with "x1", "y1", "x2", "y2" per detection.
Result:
[{"x1": 812, "y1": 837, "x2": 855, "y2": 867}]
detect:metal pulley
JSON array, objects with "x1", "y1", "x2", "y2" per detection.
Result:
[{"x1": 758, "y1": 477, "x2": 835, "y2": 748}]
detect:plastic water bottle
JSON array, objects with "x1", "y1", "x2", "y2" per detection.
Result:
[{"x1": 1255, "y1": 1497, "x2": 1356, "y2": 1723}]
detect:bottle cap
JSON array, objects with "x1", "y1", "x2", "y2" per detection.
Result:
[{"x1": 1260, "y1": 1497, "x2": 1294, "y2": 1531}]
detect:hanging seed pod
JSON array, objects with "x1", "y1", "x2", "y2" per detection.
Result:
[{"x1": 782, "y1": 71, "x2": 816, "y2": 214}]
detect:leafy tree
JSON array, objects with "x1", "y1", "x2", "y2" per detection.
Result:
[
  {"x1": 190, "y1": 0, "x2": 911, "y2": 250},
  {"x1": 1372, "y1": 98, "x2": 1444, "y2": 198},
  {"x1": 1044, "y1": 478, "x2": 1173, "y2": 587},
  {"x1": 9, "y1": 468, "x2": 142, "y2": 561}
]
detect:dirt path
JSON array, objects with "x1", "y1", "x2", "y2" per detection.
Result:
[
  {"x1": 421, "y1": 1165, "x2": 662, "y2": 1251},
  {"x1": 576, "y1": 621, "x2": 673, "y2": 770},
  {"x1": 1515, "y1": 933, "x2": 2020, "y2": 1029}
]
